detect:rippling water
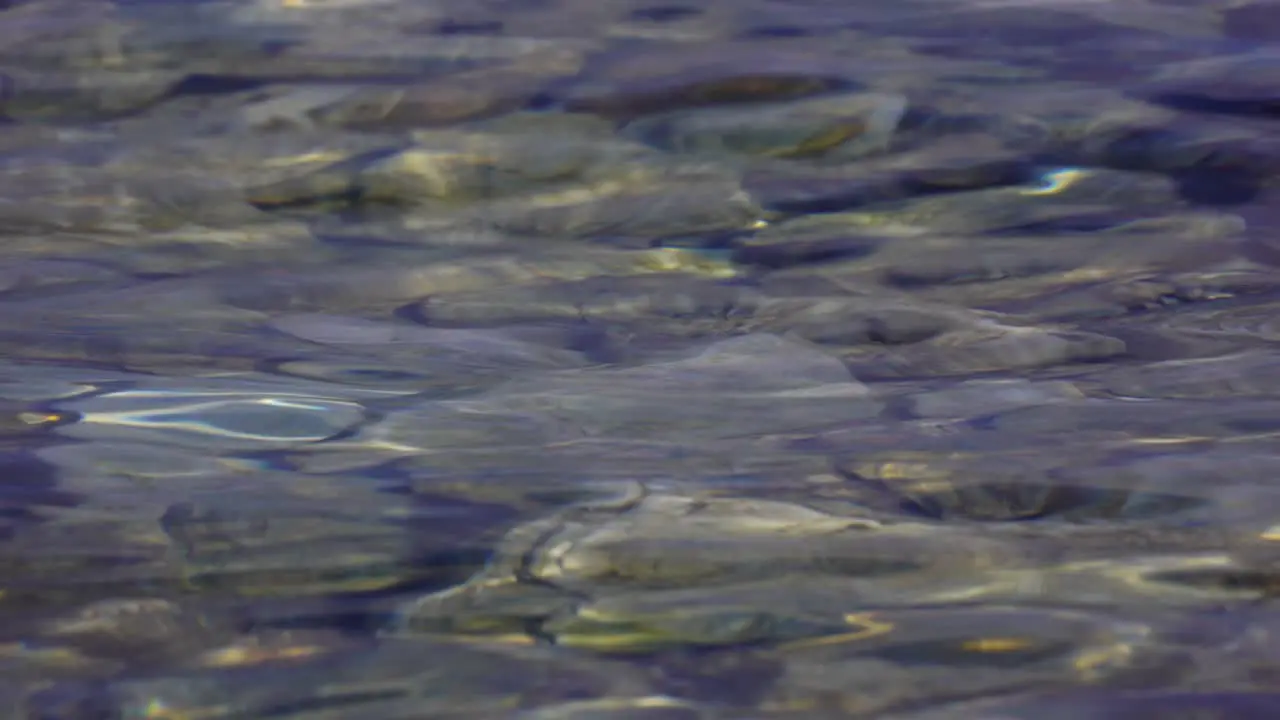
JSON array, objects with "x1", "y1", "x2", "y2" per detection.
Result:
[{"x1": 4, "y1": 0, "x2": 1280, "y2": 717}]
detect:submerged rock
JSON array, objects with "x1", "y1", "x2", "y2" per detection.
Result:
[{"x1": 622, "y1": 91, "x2": 908, "y2": 160}]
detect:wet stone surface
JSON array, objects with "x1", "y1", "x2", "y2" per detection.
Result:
[{"x1": 4, "y1": 0, "x2": 1280, "y2": 716}]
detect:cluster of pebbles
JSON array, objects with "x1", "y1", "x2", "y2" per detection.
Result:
[{"x1": 4, "y1": 0, "x2": 1280, "y2": 716}]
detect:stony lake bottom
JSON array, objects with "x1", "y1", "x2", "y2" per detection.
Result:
[{"x1": 8, "y1": 0, "x2": 1280, "y2": 716}]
